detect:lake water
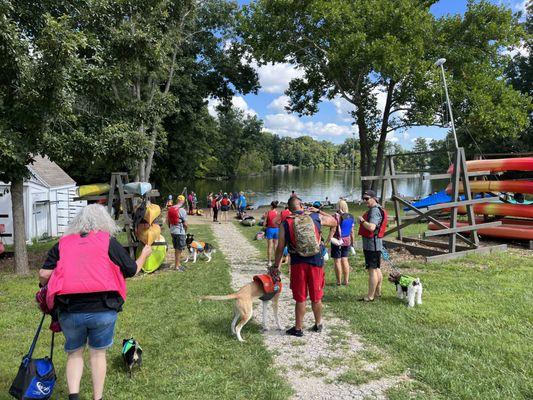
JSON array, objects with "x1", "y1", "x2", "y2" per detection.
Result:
[{"x1": 165, "y1": 169, "x2": 448, "y2": 208}]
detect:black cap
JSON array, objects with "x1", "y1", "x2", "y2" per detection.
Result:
[{"x1": 363, "y1": 190, "x2": 377, "y2": 198}]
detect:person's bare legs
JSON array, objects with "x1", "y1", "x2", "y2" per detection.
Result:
[
  {"x1": 374, "y1": 268, "x2": 383, "y2": 297},
  {"x1": 333, "y1": 258, "x2": 342, "y2": 285},
  {"x1": 66, "y1": 348, "x2": 84, "y2": 395},
  {"x1": 266, "y1": 239, "x2": 272, "y2": 265},
  {"x1": 89, "y1": 348, "x2": 107, "y2": 400},
  {"x1": 366, "y1": 268, "x2": 379, "y2": 300},
  {"x1": 341, "y1": 257, "x2": 350, "y2": 285},
  {"x1": 174, "y1": 249, "x2": 182, "y2": 269},
  {"x1": 295, "y1": 302, "x2": 306, "y2": 330},
  {"x1": 311, "y1": 300, "x2": 322, "y2": 326}
]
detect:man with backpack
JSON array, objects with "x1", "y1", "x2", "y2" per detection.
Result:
[
  {"x1": 274, "y1": 196, "x2": 337, "y2": 337},
  {"x1": 167, "y1": 195, "x2": 188, "y2": 271},
  {"x1": 357, "y1": 190, "x2": 387, "y2": 302}
]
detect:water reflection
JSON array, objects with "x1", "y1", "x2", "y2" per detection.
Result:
[{"x1": 163, "y1": 169, "x2": 447, "y2": 207}]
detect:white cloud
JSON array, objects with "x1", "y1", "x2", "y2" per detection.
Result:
[
  {"x1": 387, "y1": 131, "x2": 410, "y2": 143},
  {"x1": 268, "y1": 95, "x2": 291, "y2": 113},
  {"x1": 514, "y1": 0, "x2": 528, "y2": 20},
  {"x1": 254, "y1": 62, "x2": 304, "y2": 94},
  {"x1": 264, "y1": 113, "x2": 353, "y2": 139},
  {"x1": 330, "y1": 96, "x2": 355, "y2": 122},
  {"x1": 410, "y1": 136, "x2": 435, "y2": 144},
  {"x1": 207, "y1": 96, "x2": 257, "y2": 118}
]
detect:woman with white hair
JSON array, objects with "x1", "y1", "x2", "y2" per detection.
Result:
[
  {"x1": 330, "y1": 199, "x2": 355, "y2": 286},
  {"x1": 38, "y1": 204, "x2": 152, "y2": 400}
]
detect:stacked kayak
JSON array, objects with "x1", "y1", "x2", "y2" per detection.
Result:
[
  {"x1": 78, "y1": 183, "x2": 110, "y2": 197},
  {"x1": 457, "y1": 203, "x2": 533, "y2": 219},
  {"x1": 448, "y1": 157, "x2": 533, "y2": 174},
  {"x1": 446, "y1": 180, "x2": 533, "y2": 195},
  {"x1": 136, "y1": 235, "x2": 167, "y2": 273},
  {"x1": 124, "y1": 182, "x2": 152, "y2": 196},
  {"x1": 428, "y1": 220, "x2": 533, "y2": 241}
]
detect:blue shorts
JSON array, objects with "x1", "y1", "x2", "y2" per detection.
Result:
[
  {"x1": 265, "y1": 227, "x2": 279, "y2": 240},
  {"x1": 59, "y1": 310, "x2": 117, "y2": 352},
  {"x1": 283, "y1": 246, "x2": 289, "y2": 256},
  {"x1": 331, "y1": 244, "x2": 350, "y2": 259}
]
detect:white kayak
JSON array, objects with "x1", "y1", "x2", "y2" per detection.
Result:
[{"x1": 124, "y1": 182, "x2": 152, "y2": 196}]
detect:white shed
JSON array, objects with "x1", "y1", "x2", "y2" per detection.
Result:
[{"x1": 0, "y1": 156, "x2": 87, "y2": 245}]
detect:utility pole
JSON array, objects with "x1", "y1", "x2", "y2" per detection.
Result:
[{"x1": 434, "y1": 58, "x2": 459, "y2": 149}]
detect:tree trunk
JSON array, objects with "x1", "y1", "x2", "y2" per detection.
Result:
[
  {"x1": 355, "y1": 104, "x2": 373, "y2": 193},
  {"x1": 144, "y1": 126, "x2": 159, "y2": 182},
  {"x1": 138, "y1": 123, "x2": 146, "y2": 181},
  {"x1": 11, "y1": 177, "x2": 29, "y2": 275},
  {"x1": 372, "y1": 80, "x2": 395, "y2": 191}
]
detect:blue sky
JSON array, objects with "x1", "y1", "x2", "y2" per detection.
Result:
[{"x1": 212, "y1": 0, "x2": 528, "y2": 148}]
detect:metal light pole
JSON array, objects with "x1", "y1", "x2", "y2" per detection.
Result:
[{"x1": 434, "y1": 58, "x2": 459, "y2": 149}]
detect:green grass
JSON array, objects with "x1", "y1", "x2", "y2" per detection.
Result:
[
  {"x1": 0, "y1": 224, "x2": 292, "y2": 400},
  {"x1": 237, "y1": 221, "x2": 533, "y2": 400}
]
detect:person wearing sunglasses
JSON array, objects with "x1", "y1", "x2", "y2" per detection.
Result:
[{"x1": 357, "y1": 190, "x2": 384, "y2": 302}]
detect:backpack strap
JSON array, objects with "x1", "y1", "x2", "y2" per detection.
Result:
[{"x1": 26, "y1": 314, "x2": 46, "y2": 360}]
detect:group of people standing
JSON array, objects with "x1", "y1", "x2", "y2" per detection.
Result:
[
  {"x1": 35, "y1": 188, "x2": 385, "y2": 399},
  {"x1": 266, "y1": 189, "x2": 385, "y2": 337},
  {"x1": 207, "y1": 191, "x2": 247, "y2": 223}
]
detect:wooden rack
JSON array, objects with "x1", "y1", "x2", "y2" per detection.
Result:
[
  {"x1": 74, "y1": 172, "x2": 160, "y2": 258},
  {"x1": 361, "y1": 147, "x2": 507, "y2": 262}
]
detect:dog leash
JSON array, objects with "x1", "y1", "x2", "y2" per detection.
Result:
[{"x1": 381, "y1": 245, "x2": 401, "y2": 273}]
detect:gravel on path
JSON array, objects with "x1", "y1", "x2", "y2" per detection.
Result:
[{"x1": 212, "y1": 222, "x2": 409, "y2": 400}]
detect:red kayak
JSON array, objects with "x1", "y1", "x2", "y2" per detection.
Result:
[
  {"x1": 448, "y1": 157, "x2": 533, "y2": 173},
  {"x1": 456, "y1": 203, "x2": 533, "y2": 218},
  {"x1": 428, "y1": 220, "x2": 533, "y2": 240},
  {"x1": 445, "y1": 180, "x2": 533, "y2": 195}
]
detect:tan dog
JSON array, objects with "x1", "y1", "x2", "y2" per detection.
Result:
[{"x1": 200, "y1": 277, "x2": 282, "y2": 342}]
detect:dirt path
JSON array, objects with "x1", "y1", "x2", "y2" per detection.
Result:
[{"x1": 212, "y1": 222, "x2": 408, "y2": 400}]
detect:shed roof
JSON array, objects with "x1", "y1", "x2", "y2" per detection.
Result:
[{"x1": 28, "y1": 156, "x2": 76, "y2": 188}]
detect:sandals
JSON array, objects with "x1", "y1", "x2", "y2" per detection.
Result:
[
  {"x1": 286, "y1": 326, "x2": 304, "y2": 337},
  {"x1": 358, "y1": 297, "x2": 374, "y2": 302}
]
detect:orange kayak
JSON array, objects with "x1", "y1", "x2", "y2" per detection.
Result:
[
  {"x1": 428, "y1": 220, "x2": 533, "y2": 240},
  {"x1": 456, "y1": 203, "x2": 533, "y2": 218},
  {"x1": 136, "y1": 223, "x2": 161, "y2": 245},
  {"x1": 447, "y1": 157, "x2": 533, "y2": 173},
  {"x1": 445, "y1": 180, "x2": 533, "y2": 194}
]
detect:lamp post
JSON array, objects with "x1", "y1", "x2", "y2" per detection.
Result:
[{"x1": 434, "y1": 58, "x2": 459, "y2": 149}]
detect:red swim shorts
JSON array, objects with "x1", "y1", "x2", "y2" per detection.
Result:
[{"x1": 290, "y1": 262, "x2": 325, "y2": 303}]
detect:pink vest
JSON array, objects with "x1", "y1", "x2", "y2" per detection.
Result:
[{"x1": 46, "y1": 231, "x2": 127, "y2": 310}]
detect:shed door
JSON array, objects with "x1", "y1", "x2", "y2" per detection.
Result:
[{"x1": 34, "y1": 203, "x2": 49, "y2": 238}]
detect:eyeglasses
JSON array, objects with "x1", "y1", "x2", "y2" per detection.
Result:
[{"x1": 362, "y1": 197, "x2": 371, "y2": 201}]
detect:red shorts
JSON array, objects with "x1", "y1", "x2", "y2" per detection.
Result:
[{"x1": 290, "y1": 262, "x2": 325, "y2": 303}]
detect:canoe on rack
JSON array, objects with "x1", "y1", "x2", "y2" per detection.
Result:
[{"x1": 448, "y1": 157, "x2": 533, "y2": 173}]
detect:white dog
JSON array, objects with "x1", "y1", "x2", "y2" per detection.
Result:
[
  {"x1": 184, "y1": 234, "x2": 215, "y2": 263},
  {"x1": 388, "y1": 271, "x2": 423, "y2": 307}
]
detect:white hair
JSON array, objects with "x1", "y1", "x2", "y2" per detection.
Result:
[{"x1": 65, "y1": 204, "x2": 120, "y2": 236}]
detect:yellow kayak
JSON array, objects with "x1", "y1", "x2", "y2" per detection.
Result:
[
  {"x1": 144, "y1": 203, "x2": 161, "y2": 224},
  {"x1": 78, "y1": 183, "x2": 110, "y2": 197},
  {"x1": 136, "y1": 235, "x2": 167, "y2": 273},
  {"x1": 136, "y1": 223, "x2": 161, "y2": 245}
]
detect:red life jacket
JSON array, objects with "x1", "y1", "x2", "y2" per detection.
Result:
[
  {"x1": 221, "y1": 198, "x2": 230, "y2": 206},
  {"x1": 358, "y1": 207, "x2": 388, "y2": 238},
  {"x1": 266, "y1": 209, "x2": 279, "y2": 228},
  {"x1": 211, "y1": 198, "x2": 218, "y2": 208},
  {"x1": 280, "y1": 209, "x2": 291, "y2": 222},
  {"x1": 167, "y1": 205, "x2": 183, "y2": 225},
  {"x1": 46, "y1": 231, "x2": 127, "y2": 310}
]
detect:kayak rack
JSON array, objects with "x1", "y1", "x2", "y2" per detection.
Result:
[
  {"x1": 74, "y1": 172, "x2": 159, "y2": 258},
  {"x1": 362, "y1": 147, "x2": 507, "y2": 262}
]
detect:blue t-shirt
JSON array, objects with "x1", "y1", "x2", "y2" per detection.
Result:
[
  {"x1": 282, "y1": 212, "x2": 324, "y2": 266},
  {"x1": 238, "y1": 195, "x2": 247, "y2": 208},
  {"x1": 338, "y1": 212, "x2": 354, "y2": 238}
]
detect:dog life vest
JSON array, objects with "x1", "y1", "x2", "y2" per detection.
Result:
[
  {"x1": 46, "y1": 231, "x2": 127, "y2": 310},
  {"x1": 358, "y1": 207, "x2": 388, "y2": 238},
  {"x1": 398, "y1": 275, "x2": 417, "y2": 289},
  {"x1": 266, "y1": 209, "x2": 279, "y2": 228},
  {"x1": 190, "y1": 241, "x2": 206, "y2": 251},
  {"x1": 253, "y1": 274, "x2": 282, "y2": 301}
]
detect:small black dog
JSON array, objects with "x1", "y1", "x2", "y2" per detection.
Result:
[{"x1": 122, "y1": 338, "x2": 142, "y2": 377}]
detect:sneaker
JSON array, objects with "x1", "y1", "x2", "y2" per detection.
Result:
[
  {"x1": 310, "y1": 324, "x2": 323, "y2": 333},
  {"x1": 286, "y1": 326, "x2": 304, "y2": 337}
]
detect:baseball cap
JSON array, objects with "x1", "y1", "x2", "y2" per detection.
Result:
[
  {"x1": 177, "y1": 195, "x2": 185, "y2": 202},
  {"x1": 362, "y1": 190, "x2": 377, "y2": 199}
]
